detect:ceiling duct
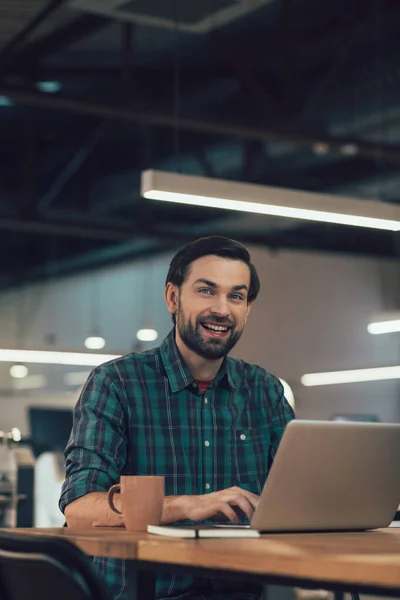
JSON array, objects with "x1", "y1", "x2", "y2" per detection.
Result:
[{"x1": 68, "y1": 0, "x2": 274, "y2": 33}]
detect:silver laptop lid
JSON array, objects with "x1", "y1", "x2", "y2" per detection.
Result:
[{"x1": 251, "y1": 420, "x2": 400, "y2": 532}]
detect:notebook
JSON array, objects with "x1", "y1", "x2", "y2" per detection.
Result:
[{"x1": 147, "y1": 524, "x2": 260, "y2": 538}]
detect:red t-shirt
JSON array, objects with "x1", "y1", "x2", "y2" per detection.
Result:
[{"x1": 196, "y1": 379, "x2": 214, "y2": 394}]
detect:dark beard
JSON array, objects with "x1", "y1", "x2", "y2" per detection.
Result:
[{"x1": 177, "y1": 310, "x2": 242, "y2": 360}]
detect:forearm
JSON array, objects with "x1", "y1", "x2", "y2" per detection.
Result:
[
  {"x1": 65, "y1": 491, "x2": 196, "y2": 528},
  {"x1": 161, "y1": 495, "x2": 194, "y2": 524},
  {"x1": 64, "y1": 492, "x2": 124, "y2": 528}
]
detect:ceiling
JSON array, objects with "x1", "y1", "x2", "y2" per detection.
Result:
[{"x1": 0, "y1": 0, "x2": 400, "y2": 290}]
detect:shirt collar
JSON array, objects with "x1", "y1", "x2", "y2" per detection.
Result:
[{"x1": 160, "y1": 329, "x2": 236, "y2": 393}]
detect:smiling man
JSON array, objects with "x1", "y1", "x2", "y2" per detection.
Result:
[
  {"x1": 60, "y1": 236, "x2": 295, "y2": 600},
  {"x1": 166, "y1": 252, "x2": 252, "y2": 381}
]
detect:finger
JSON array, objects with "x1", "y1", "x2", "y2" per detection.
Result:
[
  {"x1": 242, "y1": 492, "x2": 259, "y2": 510},
  {"x1": 220, "y1": 492, "x2": 255, "y2": 521},
  {"x1": 214, "y1": 511, "x2": 230, "y2": 522},
  {"x1": 232, "y1": 487, "x2": 260, "y2": 509},
  {"x1": 229, "y1": 495, "x2": 255, "y2": 522},
  {"x1": 228, "y1": 488, "x2": 259, "y2": 510},
  {"x1": 218, "y1": 502, "x2": 240, "y2": 524}
]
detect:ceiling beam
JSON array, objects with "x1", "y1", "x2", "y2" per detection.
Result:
[
  {"x1": 1, "y1": 64, "x2": 236, "y2": 82},
  {"x1": 0, "y1": 218, "x2": 398, "y2": 291},
  {"x1": 20, "y1": 121, "x2": 38, "y2": 217},
  {"x1": 278, "y1": 0, "x2": 296, "y2": 111},
  {"x1": 303, "y1": 0, "x2": 388, "y2": 115},
  {"x1": 9, "y1": 14, "x2": 111, "y2": 66},
  {"x1": 37, "y1": 121, "x2": 106, "y2": 212},
  {"x1": 121, "y1": 22, "x2": 135, "y2": 83},
  {"x1": 0, "y1": 214, "x2": 136, "y2": 241},
  {"x1": 210, "y1": 29, "x2": 284, "y2": 117},
  {"x1": 0, "y1": 0, "x2": 65, "y2": 64},
  {"x1": 3, "y1": 87, "x2": 400, "y2": 164}
]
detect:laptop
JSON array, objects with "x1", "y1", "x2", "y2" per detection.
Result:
[
  {"x1": 148, "y1": 420, "x2": 400, "y2": 538},
  {"x1": 250, "y1": 419, "x2": 400, "y2": 532}
]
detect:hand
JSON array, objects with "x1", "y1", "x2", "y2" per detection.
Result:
[{"x1": 181, "y1": 486, "x2": 259, "y2": 524}]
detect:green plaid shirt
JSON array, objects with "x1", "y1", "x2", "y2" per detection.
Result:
[{"x1": 60, "y1": 328, "x2": 294, "y2": 600}]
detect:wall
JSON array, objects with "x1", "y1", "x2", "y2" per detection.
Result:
[
  {"x1": 0, "y1": 256, "x2": 172, "y2": 354},
  {"x1": 0, "y1": 246, "x2": 399, "y2": 435},
  {"x1": 233, "y1": 248, "x2": 400, "y2": 422},
  {"x1": 0, "y1": 393, "x2": 77, "y2": 436}
]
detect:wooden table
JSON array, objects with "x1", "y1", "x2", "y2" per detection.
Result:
[{"x1": 6, "y1": 527, "x2": 400, "y2": 599}]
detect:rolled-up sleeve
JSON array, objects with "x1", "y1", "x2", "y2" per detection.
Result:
[{"x1": 59, "y1": 367, "x2": 127, "y2": 513}]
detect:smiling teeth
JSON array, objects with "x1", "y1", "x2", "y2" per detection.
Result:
[{"x1": 204, "y1": 324, "x2": 228, "y2": 332}]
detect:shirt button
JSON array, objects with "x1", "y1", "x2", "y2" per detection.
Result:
[
  {"x1": 240, "y1": 434, "x2": 246, "y2": 441},
  {"x1": 204, "y1": 440, "x2": 210, "y2": 447},
  {"x1": 204, "y1": 397, "x2": 208, "y2": 404},
  {"x1": 191, "y1": 382, "x2": 197, "y2": 388},
  {"x1": 205, "y1": 483, "x2": 211, "y2": 490}
]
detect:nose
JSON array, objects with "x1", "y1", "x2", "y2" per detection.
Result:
[{"x1": 210, "y1": 295, "x2": 230, "y2": 318}]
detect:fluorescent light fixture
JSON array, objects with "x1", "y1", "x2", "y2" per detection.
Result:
[
  {"x1": 368, "y1": 320, "x2": 400, "y2": 335},
  {"x1": 136, "y1": 329, "x2": 158, "y2": 342},
  {"x1": 301, "y1": 365, "x2": 400, "y2": 386},
  {"x1": 141, "y1": 170, "x2": 400, "y2": 231},
  {"x1": 13, "y1": 375, "x2": 47, "y2": 390},
  {"x1": 0, "y1": 349, "x2": 120, "y2": 367},
  {"x1": 0, "y1": 96, "x2": 13, "y2": 107},
  {"x1": 312, "y1": 142, "x2": 330, "y2": 156},
  {"x1": 10, "y1": 364, "x2": 28, "y2": 379},
  {"x1": 341, "y1": 143, "x2": 359, "y2": 157},
  {"x1": 367, "y1": 312, "x2": 400, "y2": 335},
  {"x1": 64, "y1": 371, "x2": 91, "y2": 386},
  {"x1": 84, "y1": 336, "x2": 106, "y2": 350},
  {"x1": 36, "y1": 81, "x2": 61, "y2": 93}
]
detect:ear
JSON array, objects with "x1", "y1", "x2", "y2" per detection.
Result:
[
  {"x1": 244, "y1": 301, "x2": 253, "y2": 324},
  {"x1": 164, "y1": 283, "x2": 179, "y2": 317}
]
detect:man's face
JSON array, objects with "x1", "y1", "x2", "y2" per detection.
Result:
[{"x1": 172, "y1": 255, "x2": 252, "y2": 360}]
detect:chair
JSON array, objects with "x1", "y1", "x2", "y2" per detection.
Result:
[{"x1": 0, "y1": 531, "x2": 110, "y2": 600}]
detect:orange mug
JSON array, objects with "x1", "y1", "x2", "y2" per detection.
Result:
[{"x1": 107, "y1": 475, "x2": 165, "y2": 531}]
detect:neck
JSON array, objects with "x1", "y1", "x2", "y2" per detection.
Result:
[{"x1": 175, "y1": 329, "x2": 223, "y2": 381}]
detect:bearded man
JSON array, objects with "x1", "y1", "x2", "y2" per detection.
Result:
[{"x1": 60, "y1": 236, "x2": 295, "y2": 600}]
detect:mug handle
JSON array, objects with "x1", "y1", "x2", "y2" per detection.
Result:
[{"x1": 107, "y1": 484, "x2": 122, "y2": 515}]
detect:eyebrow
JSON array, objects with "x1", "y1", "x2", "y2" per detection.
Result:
[{"x1": 193, "y1": 278, "x2": 249, "y2": 292}]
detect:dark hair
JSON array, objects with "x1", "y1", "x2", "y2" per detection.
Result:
[{"x1": 166, "y1": 236, "x2": 260, "y2": 322}]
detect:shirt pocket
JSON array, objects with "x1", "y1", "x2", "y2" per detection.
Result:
[{"x1": 230, "y1": 425, "x2": 271, "y2": 484}]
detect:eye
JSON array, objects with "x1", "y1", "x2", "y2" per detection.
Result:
[
  {"x1": 230, "y1": 294, "x2": 244, "y2": 301},
  {"x1": 199, "y1": 288, "x2": 213, "y2": 295}
]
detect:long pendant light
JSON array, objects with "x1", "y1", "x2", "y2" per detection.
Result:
[
  {"x1": 367, "y1": 312, "x2": 400, "y2": 335},
  {"x1": 0, "y1": 349, "x2": 120, "y2": 367},
  {"x1": 141, "y1": 170, "x2": 400, "y2": 231},
  {"x1": 301, "y1": 365, "x2": 400, "y2": 386}
]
